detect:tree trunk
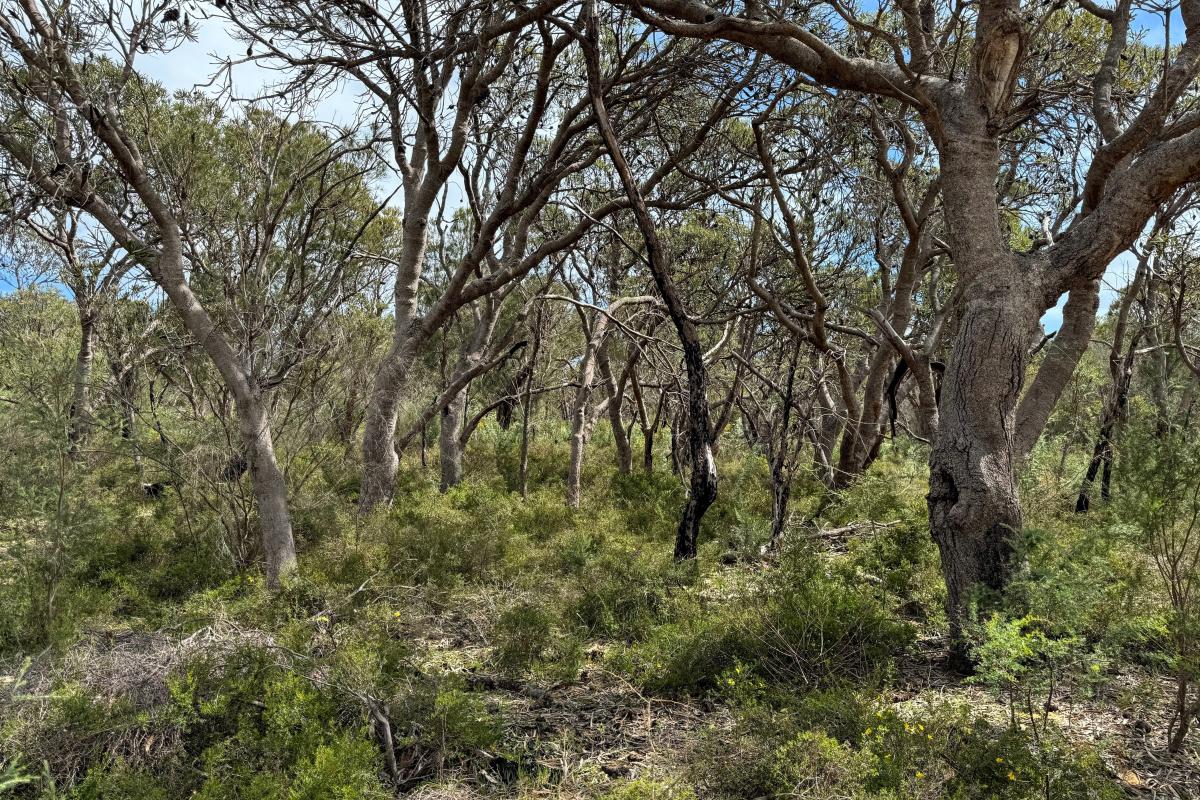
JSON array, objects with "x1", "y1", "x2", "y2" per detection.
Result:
[
  {"x1": 239, "y1": 396, "x2": 297, "y2": 589},
  {"x1": 1014, "y1": 280, "x2": 1101, "y2": 461},
  {"x1": 927, "y1": 126, "x2": 1037, "y2": 655},
  {"x1": 566, "y1": 314, "x2": 610, "y2": 509},
  {"x1": 769, "y1": 345, "x2": 800, "y2": 543},
  {"x1": 585, "y1": 20, "x2": 716, "y2": 559},
  {"x1": 360, "y1": 205, "x2": 434, "y2": 512},
  {"x1": 361, "y1": 366, "x2": 406, "y2": 512},
  {"x1": 599, "y1": 349, "x2": 633, "y2": 474},
  {"x1": 67, "y1": 307, "x2": 97, "y2": 452},
  {"x1": 439, "y1": 388, "x2": 466, "y2": 492},
  {"x1": 929, "y1": 285, "x2": 1036, "y2": 651}
]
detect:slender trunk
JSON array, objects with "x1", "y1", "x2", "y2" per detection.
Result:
[
  {"x1": 1077, "y1": 355, "x2": 1135, "y2": 511},
  {"x1": 114, "y1": 363, "x2": 143, "y2": 478},
  {"x1": 360, "y1": 205, "x2": 434, "y2": 512},
  {"x1": 770, "y1": 345, "x2": 800, "y2": 543},
  {"x1": 67, "y1": 308, "x2": 97, "y2": 453},
  {"x1": 519, "y1": 306, "x2": 545, "y2": 498},
  {"x1": 599, "y1": 349, "x2": 633, "y2": 474},
  {"x1": 1167, "y1": 675, "x2": 1197, "y2": 753},
  {"x1": 811, "y1": 368, "x2": 841, "y2": 488},
  {"x1": 1014, "y1": 280, "x2": 1101, "y2": 460},
  {"x1": 566, "y1": 315, "x2": 610, "y2": 509},
  {"x1": 586, "y1": 20, "x2": 716, "y2": 558},
  {"x1": 151, "y1": 242, "x2": 298, "y2": 587},
  {"x1": 1077, "y1": 254, "x2": 1147, "y2": 510},
  {"x1": 668, "y1": 408, "x2": 683, "y2": 477}
]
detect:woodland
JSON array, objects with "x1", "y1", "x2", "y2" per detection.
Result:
[{"x1": 3, "y1": 0, "x2": 1200, "y2": 797}]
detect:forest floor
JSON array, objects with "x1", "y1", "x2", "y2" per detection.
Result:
[{"x1": 10, "y1": 559, "x2": 1196, "y2": 799}]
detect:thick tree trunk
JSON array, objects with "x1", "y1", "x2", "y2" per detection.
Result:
[
  {"x1": 929, "y1": 286, "x2": 1036, "y2": 648},
  {"x1": 239, "y1": 398, "x2": 297, "y2": 589},
  {"x1": 927, "y1": 126, "x2": 1037, "y2": 654},
  {"x1": 439, "y1": 388, "x2": 467, "y2": 492}
]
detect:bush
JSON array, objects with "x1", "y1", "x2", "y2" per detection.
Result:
[
  {"x1": 383, "y1": 482, "x2": 519, "y2": 589},
  {"x1": 612, "y1": 548, "x2": 911, "y2": 695},
  {"x1": 599, "y1": 776, "x2": 698, "y2": 800},
  {"x1": 491, "y1": 599, "x2": 584, "y2": 681},
  {"x1": 689, "y1": 710, "x2": 873, "y2": 800}
]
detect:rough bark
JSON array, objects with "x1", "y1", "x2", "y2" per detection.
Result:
[
  {"x1": 927, "y1": 123, "x2": 1036, "y2": 651},
  {"x1": 67, "y1": 307, "x2": 97, "y2": 452},
  {"x1": 439, "y1": 389, "x2": 467, "y2": 492}
]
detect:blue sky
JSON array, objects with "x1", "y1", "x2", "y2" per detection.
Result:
[{"x1": 7, "y1": 5, "x2": 1185, "y2": 335}]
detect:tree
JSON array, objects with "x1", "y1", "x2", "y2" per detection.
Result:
[
  {"x1": 0, "y1": 4, "x2": 387, "y2": 586},
  {"x1": 615, "y1": 0, "x2": 1200, "y2": 651}
]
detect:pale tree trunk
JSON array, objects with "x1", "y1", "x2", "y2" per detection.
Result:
[
  {"x1": 240, "y1": 398, "x2": 297, "y2": 587},
  {"x1": 149, "y1": 245, "x2": 298, "y2": 589},
  {"x1": 809, "y1": 360, "x2": 842, "y2": 488},
  {"x1": 1014, "y1": 280, "x2": 1102, "y2": 462},
  {"x1": 360, "y1": 205, "x2": 434, "y2": 512},
  {"x1": 566, "y1": 313, "x2": 611, "y2": 509}
]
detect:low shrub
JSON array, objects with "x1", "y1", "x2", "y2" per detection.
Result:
[{"x1": 612, "y1": 547, "x2": 912, "y2": 695}]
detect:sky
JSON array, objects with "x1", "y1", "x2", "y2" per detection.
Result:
[{"x1": 5, "y1": 5, "x2": 1188, "y2": 333}]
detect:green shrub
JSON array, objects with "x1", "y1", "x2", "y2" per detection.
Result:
[
  {"x1": 612, "y1": 549, "x2": 911, "y2": 695},
  {"x1": 491, "y1": 599, "x2": 584, "y2": 681},
  {"x1": 384, "y1": 482, "x2": 519, "y2": 589},
  {"x1": 571, "y1": 539, "x2": 690, "y2": 639},
  {"x1": 599, "y1": 776, "x2": 698, "y2": 800}
]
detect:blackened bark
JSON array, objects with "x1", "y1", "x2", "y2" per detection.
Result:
[
  {"x1": 769, "y1": 344, "x2": 800, "y2": 543},
  {"x1": 585, "y1": 15, "x2": 717, "y2": 558}
]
